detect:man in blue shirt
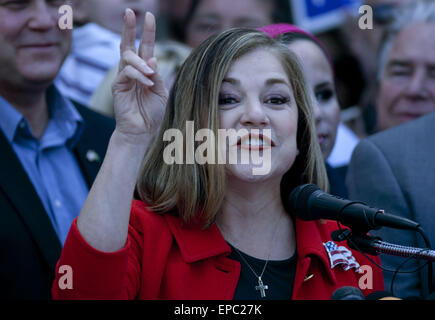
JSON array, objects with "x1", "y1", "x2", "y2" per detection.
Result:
[{"x1": 0, "y1": 0, "x2": 114, "y2": 299}]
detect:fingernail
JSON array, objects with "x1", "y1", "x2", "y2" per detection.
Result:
[
  {"x1": 143, "y1": 64, "x2": 154, "y2": 74},
  {"x1": 125, "y1": 8, "x2": 132, "y2": 19},
  {"x1": 145, "y1": 11, "x2": 154, "y2": 27}
]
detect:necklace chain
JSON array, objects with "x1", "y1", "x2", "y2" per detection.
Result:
[
  {"x1": 222, "y1": 213, "x2": 285, "y2": 298},
  {"x1": 232, "y1": 246, "x2": 269, "y2": 279},
  {"x1": 232, "y1": 247, "x2": 270, "y2": 298}
]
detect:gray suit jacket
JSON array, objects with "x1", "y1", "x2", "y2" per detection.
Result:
[{"x1": 347, "y1": 112, "x2": 435, "y2": 299}]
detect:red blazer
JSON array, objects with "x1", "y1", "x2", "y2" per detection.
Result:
[{"x1": 52, "y1": 200, "x2": 384, "y2": 300}]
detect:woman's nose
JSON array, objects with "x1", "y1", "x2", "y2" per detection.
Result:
[
  {"x1": 239, "y1": 98, "x2": 269, "y2": 127},
  {"x1": 312, "y1": 96, "x2": 322, "y2": 124}
]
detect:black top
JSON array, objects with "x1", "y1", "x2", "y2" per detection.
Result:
[
  {"x1": 228, "y1": 243, "x2": 297, "y2": 300},
  {"x1": 326, "y1": 162, "x2": 348, "y2": 198}
]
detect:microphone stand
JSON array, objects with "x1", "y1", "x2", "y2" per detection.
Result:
[
  {"x1": 340, "y1": 233, "x2": 435, "y2": 262},
  {"x1": 332, "y1": 229, "x2": 435, "y2": 295}
]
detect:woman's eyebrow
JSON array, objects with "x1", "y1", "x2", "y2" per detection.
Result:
[
  {"x1": 222, "y1": 78, "x2": 291, "y2": 88},
  {"x1": 222, "y1": 78, "x2": 240, "y2": 86},
  {"x1": 314, "y1": 81, "x2": 333, "y2": 90},
  {"x1": 265, "y1": 78, "x2": 291, "y2": 88}
]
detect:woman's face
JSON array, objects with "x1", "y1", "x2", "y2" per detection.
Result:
[
  {"x1": 287, "y1": 40, "x2": 340, "y2": 160},
  {"x1": 185, "y1": 0, "x2": 273, "y2": 48},
  {"x1": 218, "y1": 48, "x2": 299, "y2": 183}
]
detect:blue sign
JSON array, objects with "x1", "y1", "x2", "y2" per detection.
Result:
[
  {"x1": 291, "y1": 0, "x2": 361, "y2": 33},
  {"x1": 306, "y1": 0, "x2": 356, "y2": 18}
]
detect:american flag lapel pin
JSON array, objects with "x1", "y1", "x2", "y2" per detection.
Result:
[{"x1": 323, "y1": 241, "x2": 360, "y2": 272}]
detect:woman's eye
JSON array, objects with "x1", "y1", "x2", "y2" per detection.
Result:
[
  {"x1": 2, "y1": 0, "x2": 28, "y2": 10},
  {"x1": 218, "y1": 95, "x2": 239, "y2": 105},
  {"x1": 265, "y1": 96, "x2": 289, "y2": 105},
  {"x1": 315, "y1": 89, "x2": 334, "y2": 103}
]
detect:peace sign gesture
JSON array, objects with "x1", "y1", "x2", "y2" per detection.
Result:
[{"x1": 112, "y1": 10, "x2": 168, "y2": 143}]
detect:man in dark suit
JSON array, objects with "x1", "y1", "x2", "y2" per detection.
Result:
[
  {"x1": 347, "y1": 113, "x2": 435, "y2": 299},
  {"x1": 0, "y1": 1, "x2": 114, "y2": 299},
  {"x1": 347, "y1": 1, "x2": 435, "y2": 299}
]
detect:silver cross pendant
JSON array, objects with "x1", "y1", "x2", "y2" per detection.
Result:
[{"x1": 255, "y1": 277, "x2": 269, "y2": 298}]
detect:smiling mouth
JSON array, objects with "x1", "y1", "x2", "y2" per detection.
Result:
[
  {"x1": 396, "y1": 112, "x2": 424, "y2": 120},
  {"x1": 19, "y1": 43, "x2": 57, "y2": 49},
  {"x1": 237, "y1": 133, "x2": 275, "y2": 150}
]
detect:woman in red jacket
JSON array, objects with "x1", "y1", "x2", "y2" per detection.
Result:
[{"x1": 53, "y1": 10, "x2": 384, "y2": 300}]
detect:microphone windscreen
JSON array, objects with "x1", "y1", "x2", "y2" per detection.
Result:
[
  {"x1": 331, "y1": 286, "x2": 365, "y2": 300},
  {"x1": 289, "y1": 184, "x2": 319, "y2": 218}
]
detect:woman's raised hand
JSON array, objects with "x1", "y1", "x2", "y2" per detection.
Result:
[{"x1": 112, "y1": 10, "x2": 168, "y2": 142}]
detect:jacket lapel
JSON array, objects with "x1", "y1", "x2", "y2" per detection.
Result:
[
  {"x1": 292, "y1": 218, "x2": 337, "y2": 298},
  {"x1": 73, "y1": 135, "x2": 101, "y2": 187},
  {"x1": 164, "y1": 214, "x2": 240, "y2": 299},
  {"x1": 73, "y1": 103, "x2": 114, "y2": 187},
  {"x1": 0, "y1": 102, "x2": 112, "y2": 276},
  {"x1": 0, "y1": 131, "x2": 61, "y2": 271},
  {"x1": 164, "y1": 214, "x2": 231, "y2": 262},
  {"x1": 73, "y1": 108, "x2": 100, "y2": 186}
]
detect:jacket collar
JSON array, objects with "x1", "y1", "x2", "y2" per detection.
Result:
[
  {"x1": 73, "y1": 103, "x2": 114, "y2": 186},
  {"x1": 164, "y1": 213, "x2": 336, "y2": 285},
  {"x1": 164, "y1": 214, "x2": 231, "y2": 263}
]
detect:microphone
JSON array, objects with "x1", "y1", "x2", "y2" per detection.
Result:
[
  {"x1": 331, "y1": 286, "x2": 365, "y2": 300},
  {"x1": 366, "y1": 291, "x2": 402, "y2": 300},
  {"x1": 289, "y1": 184, "x2": 420, "y2": 231}
]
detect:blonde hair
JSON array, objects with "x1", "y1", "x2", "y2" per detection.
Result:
[{"x1": 136, "y1": 28, "x2": 328, "y2": 227}]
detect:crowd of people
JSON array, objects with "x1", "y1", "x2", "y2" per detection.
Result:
[{"x1": 0, "y1": 0, "x2": 434, "y2": 300}]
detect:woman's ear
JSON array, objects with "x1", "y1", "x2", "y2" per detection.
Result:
[{"x1": 72, "y1": 0, "x2": 90, "y2": 25}]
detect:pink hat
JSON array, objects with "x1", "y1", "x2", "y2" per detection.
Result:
[
  {"x1": 258, "y1": 23, "x2": 334, "y2": 70},
  {"x1": 259, "y1": 23, "x2": 317, "y2": 40}
]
